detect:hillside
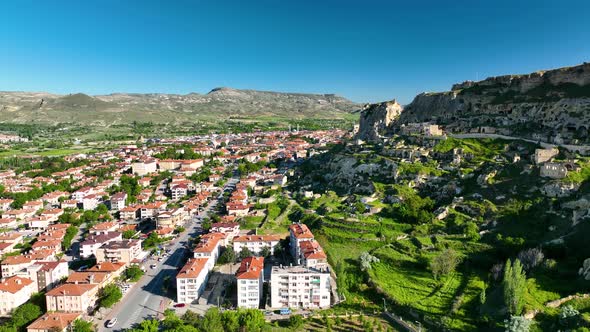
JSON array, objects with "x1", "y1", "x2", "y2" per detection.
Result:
[
  {"x1": 0, "y1": 88, "x2": 361, "y2": 126},
  {"x1": 358, "y1": 62, "x2": 590, "y2": 144}
]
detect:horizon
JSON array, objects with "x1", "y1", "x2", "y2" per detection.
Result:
[{"x1": 1, "y1": 0, "x2": 590, "y2": 104}]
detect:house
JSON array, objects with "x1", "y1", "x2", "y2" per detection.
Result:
[
  {"x1": 298, "y1": 240, "x2": 328, "y2": 269},
  {"x1": 533, "y1": 148, "x2": 559, "y2": 164},
  {"x1": 60, "y1": 200, "x2": 78, "y2": 210},
  {"x1": 269, "y1": 265, "x2": 331, "y2": 309},
  {"x1": 236, "y1": 257, "x2": 264, "y2": 309},
  {"x1": 89, "y1": 221, "x2": 119, "y2": 235},
  {"x1": 0, "y1": 276, "x2": 36, "y2": 316},
  {"x1": 82, "y1": 195, "x2": 99, "y2": 211},
  {"x1": 210, "y1": 222, "x2": 240, "y2": 241},
  {"x1": 80, "y1": 232, "x2": 122, "y2": 259},
  {"x1": 86, "y1": 262, "x2": 127, "y2": 280},
  {"x1": 15, "y1": 261, "x2": 69, "y2": 292},
  {"x1": 1, "y1": 255, "x2": 35, "y2": 277},
  {"x1": 233, "y1": 235, "x2": 281, "y2": 256},
  {"x1": 156, "y1": 208, "x2": 186, "y2": 228},
  {"x1": 171, "y1": 184, "x2": 188, "y2": 200},
  {"x1": 0, "y1": 199, "x2": 14, "y2": 211},
  {"x1": 540, "y1": 162, "x2": 569, "y2": 179},
  {"x1": 27, "y1": 312, "x2": 82, "y2": 332},
  {"x1": 176, "y1": 258, "x2": 209, "y2": 304},
  {"x1": 110, "y1": 192, "x2": 127, "y2": 211},
  {"x1": 45, "y1": 283, "x2": 100, "y2": 313},
  {"x1": 226, "y1": 203, "x2": 250, "y2": 217},
  {"x1": 95, "y1": 240, "x2": 143, "y2": 265},
  {"x1": 66, "y1": 271, "x2": 111, "y2": 287},
  {"x1": 119, "y1": 206, "x2": 140, "y2": 220},
  {"x1": 31, "y1": 240, "x2": 62, "y2": 254}
]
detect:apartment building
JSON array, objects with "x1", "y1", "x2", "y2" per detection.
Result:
[
  {"x1": 193, "y1": 233, "x2": 224, "y2": 271},
  {"x1": 95, "y1": 239, "x2": 142, "y2": 265},
  {"x1": 233, "y1": 235, "x2": 281, "y2": 256},
  {"x1": 236, "y1": 257, "x2": 264, "y2": 309},
  {"x1": 80, "y1": 232, "x2": 122, "y2": 259},
  {"x1": 0, "y1": 276, "x2": 36, "y2": 316},
  {"x1": 269, "y1": 265, "x2": 331, "y2": 309},
  {"x1": 45, "y1": 283, "x2": 99, "y2": 313},
  {"x1": 27, "y1": 312, "x2": 82, "y2": 332},
  {"x1": 289, "y1": 223, "x2": 314, "y2": 258},
  {"x1": 176, "y1": 258, "x2": 209, "y2": 304}
]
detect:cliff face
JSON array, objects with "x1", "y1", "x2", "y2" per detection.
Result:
[
  {"x1": 360, "y1": 63, "x2": 590, "y2": 143},
  {"x1": 357, "y1": 100, "x2": 402, "y2": 142}
]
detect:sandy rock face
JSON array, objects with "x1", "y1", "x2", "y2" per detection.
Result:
[{"x1": 357, "y1": 100, "x2": 402, "y2": 142}]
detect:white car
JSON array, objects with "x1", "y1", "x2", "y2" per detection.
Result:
[{"x1": 105, "y1": 318, "x2": 117, "y2": 328}]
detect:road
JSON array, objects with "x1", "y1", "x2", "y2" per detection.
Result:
[{"x1": 98, "y1": 177, "x2": 238, "y2": 332}]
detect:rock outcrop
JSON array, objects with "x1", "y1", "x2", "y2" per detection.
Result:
[
  {"x1": 358, "y1": 63, "x2": 590, "y2": 144},
  {"x1": 357, "y1": 100, "x2": 402, "y2": 142}
]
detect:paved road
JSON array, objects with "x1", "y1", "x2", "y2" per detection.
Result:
[{"x1": 98, "y1": 177, "x2": 239, "y2": 332}]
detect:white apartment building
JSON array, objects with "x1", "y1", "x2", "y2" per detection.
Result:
[
  {"x1": 176, "y1": 258, "x2": 209, "y2": 304},
  {"x1": 233, "y1": 235, "x2": 280, "y2": 256},
  {"x1": 236, "y1": 257, "x2": 264, "y2": 309},
  {"x1": 270, "y1": 265, "x2": 331, "y2": 309},
  {"x1": 0, "y1": 276, "x2": 36, "y2": 316}
]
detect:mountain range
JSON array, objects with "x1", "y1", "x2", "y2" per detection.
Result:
[{"x1": 0, "y1": 87, "x2": 361, "y2": 126}]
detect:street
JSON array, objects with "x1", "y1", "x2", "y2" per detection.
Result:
[{"x1": 97, "y1": 177, "x2": 238, "y2": 332}]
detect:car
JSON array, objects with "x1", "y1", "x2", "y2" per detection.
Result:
[
  {"x1": 105, "y1": 318, "x2": 117, "y2": 328},
  {"x1": 150, "y1": 264, "x2": 157, "y2": 269},
  {"x1": 174, "y1": 303, "x2": 186, "y2": 308},
  {"x1": 279, "y1": 308, "x2": 291, "y2": 315}
]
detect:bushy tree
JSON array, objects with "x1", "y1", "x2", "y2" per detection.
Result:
[
  {"x1": 239, "y1": 247, "x2": 253, "y2": 260},
  {"x1": 72, "y1": 319, "x2": 95, "y2": 332},
  {"x1": 503, "y1": 259, "x2": 527, "y2": 315},
  {"x1": 559, "y1": 305, "x2": 580, "y2": 327},
  {"x1": 517, "y1": 248, "x2": 544, "y2": 272},
  {"x1": 200, "y1": 308, "x2": 223, "y2": 332},
  {"x1": 289, "y1": 314, "x2": 304, "y2": 330},
  {"x1": 430, "y1": 249, "x2": 461, "y2": 280},
  {"x1": 9, "y1": 303, "x2": 42, "y2": 330},
  {"x1": 260, "y1": 246, "x2": 271, "y2": 258},
  {"x1": 124, "y1": 265, "x2": 144, "y2": 282},
  {"x1": 99, "y1": 283, "x2": 123, "y2": 308},
  {"x1": 359, "y1": 252, "x2": 380, "y2": 271},
  {"x1": 504, "y1": 315, "x2": 531, "y2": 332},
  {"x1": 122, "y1": 229, "x2": 136, "y2": 239},
  {"x1": 218, "y1": 247, "x2": 236, "y2": 264}
]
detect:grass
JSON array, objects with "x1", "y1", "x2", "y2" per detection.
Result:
[{"x1": 240, "y1": 216, "x2": 264, "y2": 230}]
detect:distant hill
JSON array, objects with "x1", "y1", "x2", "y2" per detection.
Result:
[{"x1": 0, "y1": 88, "x2": 361, "y2": 126}]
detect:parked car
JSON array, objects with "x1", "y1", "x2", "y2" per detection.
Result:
[
  {"x1": 150, "y1": 264, "x2": 157, "y2": 269},
  {"x1": 280, "y1": 308, "x2": 291, "y2": 315},
  {"x1": 105, "y1": 318, "x2": 117, "y2": 328},
  {"x1": 174, "y1": 303, "x2": 186, "y2": 308}
]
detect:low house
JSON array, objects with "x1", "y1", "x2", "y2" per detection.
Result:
[
  {"x1": 226, "y1": 203, "x2": 250, "y2": 217},
  {"x1": 89, "y1": 221, "x2": 119, "y2": 235},
  {"x1": 27, "y1": 312, "x2": 82, "y2": 332}
]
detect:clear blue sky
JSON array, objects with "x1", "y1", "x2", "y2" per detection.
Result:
[{"x1": 1, "y1": 0, "x2": 589, "y2": 103}]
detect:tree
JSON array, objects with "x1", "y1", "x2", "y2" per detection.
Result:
[
  {"x1": 221, "y1": 310, "x2": 239, "y2": 332},
  {"x1": 288, "y1": 314, "x2": 304, "y2": 330},
  {"x1": 517, "y1": 248, "x2": 544, "y2": 272},
  {"x1": 237, "y1": 308, "x2": 265, "y2": 331},
  {"x1": 260, "y1": 246, "x2": 271, "y2": 258},
  {"x1": 122, "y1": 229, "x2": 136, "y2": 239},
  {"x1": 504, "y1": 315, "x2": 531, "y2": 332},
  {"x1": 99, "y1": 283, "x2": 123, "y2": 308},
  {"x1": 503, "y1": 259, "x2": 527, "y2": 315},
  {"x1": 136, "y1": 319, "x2": 159, "y2": 332},
  {"x1": 72, "y1": 319, "x2": 95, "y2": 332},
  {"x1": 62, "y1": 225, "x2": 78, "y2": 251},
  {"x1": 218, "y1": 247, "x2": 236, "y2": 264},
  {"x1": 124, "y1": 265, "x2": 144, "y2": 282},
  {"x1": 9, "y1": 303, "x2": 42, "y2": 329},
  {"x1": 200, "y1": 308, "x2": 223, "y2": 332},
  {"x1": 559, "y1": 305, "x2": 580, "y2": 327},
  {"x1": 359, "y1": 252, "x2": 380, "y2": 271},
  {"x1": 430, "y1": 249, "x2": 461, "y2": 280},
  {"x1": 239, "y1": 247, "x2": 253, "y2": 260}
]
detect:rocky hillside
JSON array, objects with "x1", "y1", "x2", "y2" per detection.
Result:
[
  {"x1": 359, "y1": 63, "x2": 590, "y2": 144},
  {"x1": 0, "y1": 88, "x2": 361, "y2": 125}
]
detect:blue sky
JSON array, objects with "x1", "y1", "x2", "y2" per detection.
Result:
[{"x1": 1, "y1": 0, "x2": 589, "y2": 103}]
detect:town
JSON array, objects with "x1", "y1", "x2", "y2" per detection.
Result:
[{"x1": 0, "y1": 128, "x2": 348, "y2": 332}]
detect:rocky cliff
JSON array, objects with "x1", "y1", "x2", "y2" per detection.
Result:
[
  {"x1": 357, "y1": 100, "x2": 402, "y2": 142},
  {"x1": 358, "y1": 63, "x2": 590, "y2": 144}
]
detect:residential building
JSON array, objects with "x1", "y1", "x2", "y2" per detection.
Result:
[
  {"x1": 289, "y1": 223, "x2": 314, "y2": 258},
  {"x1": 269, "y1": 265, "x2": 331, "y2": 309},
  {"x1": 176, "y1": 258, "x2": 209, "y2": 304},
  {"x1": 0, "y1": 276, "x2": 36, "y2": 316},
  {"x1": 45, "y1": 283, "x2": 99, "y2": 313},
  {"x1": 95, "y1": 240, "x2": 143, "y2": 265},
  {"x1": 193, "y1": 233, "x2": 224, "y2": 270},
  {"x1": 80, "y1": 232, "x2": 122, "y2": 259},
  {"x1": 110, "y1": 192, "x2": 127, "y2": 211},
  {"x1": 233, "y1": 235, "x2": 281, "y2": 256},
  {"x1": 236, "y1": 257, "x2": 264, "y2": 309},
  {"x1": 27, "y1": 312, "x2": 82, "y2": 332}
]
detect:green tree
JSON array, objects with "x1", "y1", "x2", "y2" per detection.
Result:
[
  {"x1": 9, "y1": 303, "x2": 42, "y2": 330},
  {"x1": 503, "y1": 259, "x2": 527, "y2": 315},
  {"x1": 72, "y1": 319, "x2": 95, "y2": 332},
  {"x1": 62, "y1": 225, "x2": 78, "y2": 250},
  {"x1": 218, "y1": 247, "x2": 236, "y2": 264},
  {"x1": 237, "y1": 308, "x2": 265, "y2": 331},
  {"x1": 124, "y1": 265, "x2": 144, "y2": 282},
  {"x1": 99, "y1": 283, "x2": 123, "y2": 308},
  {"x1": 288, "y1": 314, "x2": 304, "y2": 330},
  {"x1": 239, "y1": 247, "x2": 253, "y2": 260},
  {"x1": 221, "y1": 310, "x2": 240, "y2": 332},
  {"x1": 430, "y1": 248, "x2": 461, "y2": 280},
  {"x1": 200, "y1": 308, "x2": 223, "y2": 332},
  {"x1": 122, "y1": 229, "x2": 136, "y2": 239},
  {"x1": 260, "y1": 246, "x2": 271, "y2": 258},
  {"x1": 504, "y1": 315, "x2": 531, "y2": 332}
]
